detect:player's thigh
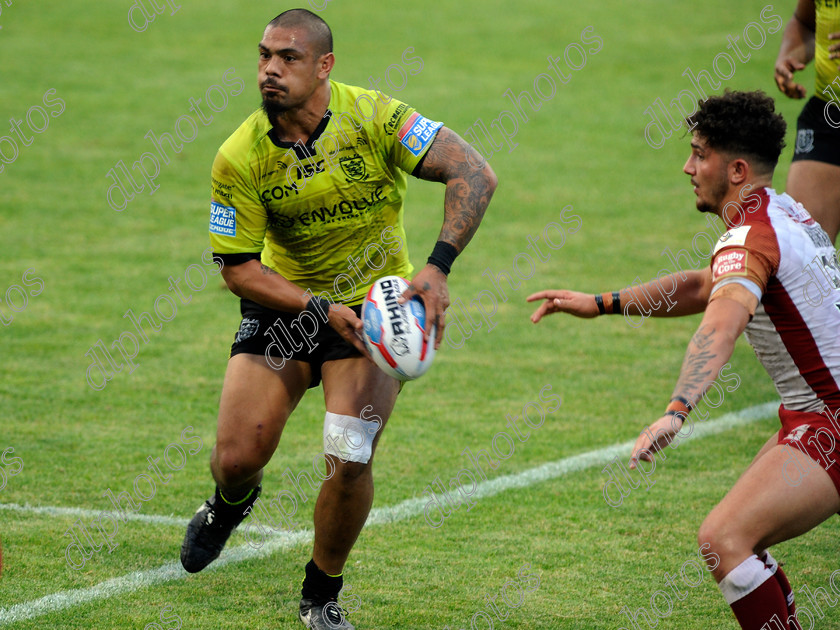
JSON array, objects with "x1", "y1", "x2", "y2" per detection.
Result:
[
  {"x1": 215, "y1": 353, "x2": 311, "y2": 466},
  {"x1": 742, "y1": 432, "x2": 780, "y2": 472},
  {"x1": 321, "y1": 356, "x2": 400, "y2": 453},
  {"x1": 786, "y1": 160, "x2": 840, "y2": 240},
  {"x1": 701, "y1": 443, "x2": 840, "y2": 554}
]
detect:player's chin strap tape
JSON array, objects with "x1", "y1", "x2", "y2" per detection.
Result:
[
  {"x1": 427, "y1": 241, "x2": 459, "y2": 276},
  {"x1": 323, "y1": 412, "x2": 381, "y2": 464}
]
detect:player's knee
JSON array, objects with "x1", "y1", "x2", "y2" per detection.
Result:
[
  {"x1": 323, "y1": 411, "x2": 380, "y2": 464},
  {"x1": 698, "y1": 516, "x2": 741, "y2": 564},
  {"x1": 697, "y1": 514, "x2": 725, "y2": 553},
  {"x1": 328, "y1": 459, "x2": 371, "y2": 484},
  {"x1": 697, "y1": 524, "x2": 714, "y2": 558},
  {"x1": 213, "y1": 445, "x2": 268, "y2": 485}
]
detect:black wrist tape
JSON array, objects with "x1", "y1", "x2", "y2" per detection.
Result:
[
  {"x1": 612, "y1": 291, "x2": 621, "y2": 314},
  {"x1": 595, "y1": 294, "x2": 606, "y2": 315},
  {"x1": 427, "y1": 241, "x2": 458, "y2": 276},
  {"x1": 669, "y1": 395, "x2": 694, "y2": 412}
]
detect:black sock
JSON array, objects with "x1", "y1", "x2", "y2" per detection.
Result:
[
  {"x1": 213, "y1": 485, "x2": 260, "y2": 520},
  {"x1": 301, "y1": 558, "x2": 342, "y2": 601}
]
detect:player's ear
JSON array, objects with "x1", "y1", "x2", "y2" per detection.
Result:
[
  {"x1": 728, "y1": 158, "x2": 750, "y2": 185},
  {"x1": 318, "y1": 52, "x2": 335, "y2": 79}
]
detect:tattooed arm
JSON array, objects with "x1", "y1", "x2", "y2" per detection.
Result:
[
  {"x1": 400, "y1": 127, "x2": 498, "y2": 347},
  {"x1": 413, "y1": 126, "x2": 497, "y2": 251},
  {"x1": 671, "y1": 322, "x2": 727, "y2": 406},
  {"x1": 628, "y1": 287, "x2": 755, "y2": 467}
]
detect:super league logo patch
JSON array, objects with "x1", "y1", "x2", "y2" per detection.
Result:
[
  {"x1": 210, "y1": 201, "x2": 236, "y2": 237},
  {"x1": 398, "y1": 112, "x2": 443, "y2": 157}
]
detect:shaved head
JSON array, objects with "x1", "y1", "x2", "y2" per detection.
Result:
[{"x1": 267, "y1": 9, "x2": 333, "y2": 57}]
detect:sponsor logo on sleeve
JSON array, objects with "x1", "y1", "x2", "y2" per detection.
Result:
[
  {"x1": 212, "y1": 177, "x2": 235, "y2": 201},
  {"x1": 210, "y1": 201, "x2": 237, "y2": 237},
  {"x1": 712, "y1": 248, "x2": 748, "y2": 281},
  {"x1": 398, "y1": 112, "x2": 443, "y2": 156},
  {"x1": 384, "y1": 103, "x2": 410, "y2": 135},
  {"x1": 713, "y1": 225, "x2": 751, "y2": 255}
]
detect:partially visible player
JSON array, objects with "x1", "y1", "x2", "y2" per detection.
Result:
[
  {"x1": 529, "y1": 91, "x2": 840, "y2": 630},
  {"x1": 774, "y1": 0, "x2": 840, "y2": 241},
  {"x1": 179, "y1": 9, "x2": 496, "y2": 630}
]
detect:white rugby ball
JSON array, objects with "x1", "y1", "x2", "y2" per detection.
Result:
[{"x1": 362, "y1": 275, "x2": 436, "y2": 381}]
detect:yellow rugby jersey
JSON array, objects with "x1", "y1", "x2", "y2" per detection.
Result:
[
  {"x1": 815, "y1": 0, "x2": 840, "y2": 101},
  {"x1": 209, "y1": 80, "x2": 443, "y2": 305}
]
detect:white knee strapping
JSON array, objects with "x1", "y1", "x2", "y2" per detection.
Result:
[
  {"x1": 718, "y1": 554, "x2": 773, "y2": 604},
  {"x1": 323, "y1": 412, "x2": 379, "y2": 464}
]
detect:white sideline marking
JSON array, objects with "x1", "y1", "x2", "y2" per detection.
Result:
[
  {"x1": 0, "y1": 529, "x2": 314, "y2": 626},
  {"x1": 0, "y1": 401, "x2": 778, "y2": 625},
  {"x1": 0, "y1": 502, "x2": 188, "y2": 527},
  {"x1": 366, "y1": 400, "x2": 779, "y2": 523}
]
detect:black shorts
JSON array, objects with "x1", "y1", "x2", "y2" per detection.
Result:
[
  {"x1": 791, "y1": 96, "x2": 840, "y2": 167},
  {"x1": 229, "y1": 298, "x2": 362, "y2": 389}
]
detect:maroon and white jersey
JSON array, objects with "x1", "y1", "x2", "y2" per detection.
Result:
[{"x1": 709, "y1": 187, "x2": 840, "y2": 413}]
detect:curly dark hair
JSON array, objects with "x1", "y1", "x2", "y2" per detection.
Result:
[{"x1": 686, "y1": 90, "x2": 786, "y2": 173}]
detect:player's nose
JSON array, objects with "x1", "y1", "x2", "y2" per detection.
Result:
[{"x1": 264, "y1": 56, "x2": 283, "y2": 77}]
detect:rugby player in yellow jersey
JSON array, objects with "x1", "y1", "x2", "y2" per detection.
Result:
[
  {"x1": 774, "y1": 0, "x2": 840, "y2": 241},
  {"x1": 179, "y1": 9, "x2": 496, "y2": 629}
]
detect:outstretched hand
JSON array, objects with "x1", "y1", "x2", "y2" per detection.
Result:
[
  {"x1": 774, "y1": 56, "x2": 807, "y2": 99},
  {"x1": 628, "y1": 414, "x2": 684, "y2": 470},
  {"x1": 526, "y1": 289, "x2": 600, "y2": 323}
]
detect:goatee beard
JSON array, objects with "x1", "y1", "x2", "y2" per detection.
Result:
[{"x1": 261, "y1": 98, "x2": 288, "y2": 121}]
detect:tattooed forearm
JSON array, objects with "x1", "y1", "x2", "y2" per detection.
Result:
[
  {"x1": 260, "y1": 264, "x2": 278, "y2": 275},
  {"x1": 415, "y1": 127, "x2": 497, "y2": 252},
  {"x1": 672, "y1": 324, "x2": 718, "y2": 404}
]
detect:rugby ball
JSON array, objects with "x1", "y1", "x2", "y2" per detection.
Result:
[{"x1": 362, "y1": 276, "x2": 436, "y2": 381}]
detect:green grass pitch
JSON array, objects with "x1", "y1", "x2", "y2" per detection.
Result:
[{"x1": 1, "y1": 0, "x2": 838, "y2": 628}]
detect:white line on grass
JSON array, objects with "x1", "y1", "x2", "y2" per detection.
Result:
[
  {"x1": 0, "y1": 502, "x2": 188, "y2": 527},
  {"x1": 0, "y1": 401, "x2": 778, "y2": 625},
  {"x1": 365, "y1": 400, "x2": 778, "y2": 524}
]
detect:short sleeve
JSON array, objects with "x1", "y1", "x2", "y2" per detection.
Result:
[
  {"x1": 710, "y1": 224, "x2": 780, "y2": 297},
  {"x1": 209, "y1": 149, "x2": 267, "y2": 254},
  {"x1": 379, "y1": 97, "x2": 443, "y2": 174}
]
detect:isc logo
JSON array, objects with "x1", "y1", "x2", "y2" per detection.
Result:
[{"x1": 0, "y1": 448, "x2": 23, "y2": 492}]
